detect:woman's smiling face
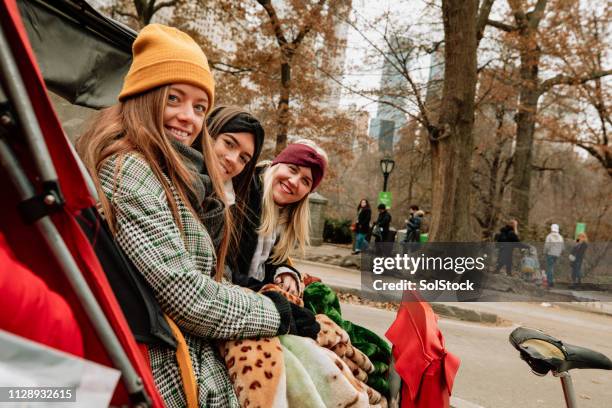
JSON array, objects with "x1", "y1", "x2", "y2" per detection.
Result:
[
  {"x1": 271, "y1": 163, "x2": 313, "y2": 207},
  {"x1": 212, "y1": 132, "x2": 255, "y2": 182},
  {"x1": 163, "y1": 83, "x2": 209, "y2": 146}
]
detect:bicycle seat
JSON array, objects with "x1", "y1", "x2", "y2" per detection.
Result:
[{"x1": 509, "y1": 327, "x2": 612, "y2": 375}]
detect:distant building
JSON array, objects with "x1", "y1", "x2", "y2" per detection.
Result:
[
  {"x1": 346, "y1": 105, "x2": 371, "y2": 152},
  {"x1": 368, "y1": 118, "x2": 394, "y2": 153},
  {"x1": 368, "y1": 34, "x2": 412, "y2": 152},
  {"x1": 319, "y1": 1, "x2": 352, "y2": 110}
]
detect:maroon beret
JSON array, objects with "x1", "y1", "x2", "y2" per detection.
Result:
[{"x1": 272, "y1": 143, "x2": 326, "y2": 191}]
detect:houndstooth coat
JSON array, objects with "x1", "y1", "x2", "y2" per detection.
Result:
[{"x1": 99, "y1": 153, "x2": 281, "y2": 407}]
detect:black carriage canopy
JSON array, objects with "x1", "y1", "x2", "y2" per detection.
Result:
[{"x1": 17, "y1": 0, "x2": 135, "y2": 109}]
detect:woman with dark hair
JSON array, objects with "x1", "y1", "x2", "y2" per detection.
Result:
[
  {"x1": 205, "y1": 106, "x2": 265, "y2": 207},
  {"x1": 353, "y1": 199, "x2": 371, "y2": 254},
  {"x1": 188, "y1": 105, "x2": 266, "y2": 259}
]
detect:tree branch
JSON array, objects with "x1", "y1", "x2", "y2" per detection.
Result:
[
  {"x1": 476, "y1": 0, "x2": 496, "y2": 44},
  {"x1": 531, "y1": 164, "x2": 563, "y2": 172},
  {"x1": 153, "y1": 0, "x2": 176, "y2": 14},
  {"x1": 539, "y1": 69, "x2": 612, "y2": 94},
  {"x1": 316, "y1": 64, "x2": 426, "y2": 126},
  {"x1": 527, "y1": 0, "x2": 548, "y2": 29},
  {"x1": 575, "y1": 142, "x2": 607, "y2": 170},
  {"x1": 257, "y1": 0, "x2": 288, "y2": 48},
  {"x1": 292, "y1": 0, "x2": 326, "y2": 46},
  {"x1": 112, "y1": 8, "x2": 138, "y2": 21},
  {"x1": 209, "y1": 61, "x2": 253, "y2": 75},
  {"x1": 343, "y1": 17, "x2": 432, "y2": 128},
  {"x1": 486, "y1": 19, "x2": 517, "y2": 32}
]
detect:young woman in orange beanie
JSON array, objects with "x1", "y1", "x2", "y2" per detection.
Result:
[{"x1": 76, "y1": 24, "x2": 319, "y2": 407}]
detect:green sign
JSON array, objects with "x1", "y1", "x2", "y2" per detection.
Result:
[
  {"x1": 575, "y1": 222, "x2": 586, "y2": 239},
  {"x1": 378, "y1": 191, "x2": 392, "y2": 209}
]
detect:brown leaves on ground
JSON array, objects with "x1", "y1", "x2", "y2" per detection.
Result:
[{"x1": 337, "y1": 291, "x2": 399, "y2": 312}]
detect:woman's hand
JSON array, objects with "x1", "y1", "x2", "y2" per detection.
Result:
[{"x1": 274, "y1": 272, "x2": 299, "y2": 295}]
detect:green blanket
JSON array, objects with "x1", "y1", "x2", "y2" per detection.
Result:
[{"x1": 303, "y1": 282, "x2": 391, "y2": 397}]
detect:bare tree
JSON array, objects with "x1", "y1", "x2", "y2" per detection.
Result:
[
  {"x1": 487, "y1": 0, "x2": 612, "y2": 226},
  {"x1": 337, "y1": 0, "x2": 495, "y2": 241}
]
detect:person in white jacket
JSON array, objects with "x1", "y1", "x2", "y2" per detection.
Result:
[{"x1": 544, "y1": 224, "x2": 565, "y2": 287}]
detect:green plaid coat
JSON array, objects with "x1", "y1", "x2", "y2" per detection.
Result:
[{"x1": 99, "y1": 153, "x2": 281, "y2": 407}]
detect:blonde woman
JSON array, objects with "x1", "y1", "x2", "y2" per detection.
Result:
[
  {"x1": 229, "y1": 140, "x2": 328, "y2": 295},
  {"x1": 76, "y1": 24, "x2": 319, "y2": 407}
]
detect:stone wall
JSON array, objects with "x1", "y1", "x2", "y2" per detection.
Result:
[{"x1": 308, "y1": 192, "x2": 328, "y2": 246}]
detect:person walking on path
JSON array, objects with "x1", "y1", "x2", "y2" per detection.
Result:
[
  {"x1": 494, "y1": 219, "x2": 522, "y2": 275},
  {"x1": 352, "y1": 199, "x2": 371, "y2": 254},
  {"x1": 373, "y1": 203, "x2": 392, "y2": 243},
  {"x1": 569, "y1": 232, "x2": 588, "y2": 287},
  {"x1": 544, "y1": 223, "x2": 565, "y2": 287}
]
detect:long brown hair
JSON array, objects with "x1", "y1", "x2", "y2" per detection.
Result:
[
  {"x1": 204, "y1": 106, "x2": 265, "y2": 268},
  {"x1": 76, "y1": 85, "x2": 230, "y2": 280},
  {"x1": 206, "y1": 106, "x2": 264, "y2": 212}
]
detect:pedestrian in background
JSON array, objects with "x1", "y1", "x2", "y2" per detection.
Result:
[
  {"x1": 569, "y1": 232, "x2": 588, "y2": 287},
  {"x1": 544, "y1": 223, "x2": 565, "y2": 288},
  {"x1": 373, "y1": 203, "x2": 392, "y2": 243},
  {"x1": 404, "y1": 204, "x2": 424, "y2": 243},
  {"x1": 494, "y1": 219, "x2": 521, "y2": 275},
  {"x1": 352, "y1": 198, "x2": 371, "y2": 254}
]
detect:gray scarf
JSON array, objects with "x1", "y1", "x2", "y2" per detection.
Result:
[{"x1": 171, "y1": 140, "x2": 225, "y2": 253}]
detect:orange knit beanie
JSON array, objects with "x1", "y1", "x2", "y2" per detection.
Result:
[{"x1": 118, "y1": 24, "x2": 214, "y2": 110}]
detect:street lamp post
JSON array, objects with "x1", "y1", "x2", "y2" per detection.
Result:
[{"x1": 380, "y1": 157, "x2": 395, "y2": 192}]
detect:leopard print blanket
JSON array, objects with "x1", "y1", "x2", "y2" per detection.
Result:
[{"x1": 219, "y1": 284, "x2": 387, "y2": 408}]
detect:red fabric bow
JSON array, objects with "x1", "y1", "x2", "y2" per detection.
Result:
[{"x1": 386, "y1": 292, "x2": 460, "y2": 408}]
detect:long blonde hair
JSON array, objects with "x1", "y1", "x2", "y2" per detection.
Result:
[
  {"x1": 258, "y1": 139, "x2": 328, "y2": 264},
  {"x1": 76, "y1": 86, "x2": 230, "y2": 281}
]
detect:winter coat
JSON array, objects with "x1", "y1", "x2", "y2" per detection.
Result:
[
  {"x1": 375, "y1": 211, "x2": 392, "y2": 240},
  {"x1": 495, "y1": 226, "x2": 523, "y2": 260},
  {"x1": 99, "y1": 153, "x2": 281, "y2": 408},
  {"x1": 405, "y1": 211, "x2": 424, "y2": 242},
  {"x1": 495, "y1": 225, "x2": 520, "y2": 243},
  {"x1": 571, "y1": 241, "x2": 587, "y2": 266},
  {"x1": 544, "y1": 232, "x2": 565, "y2": 257},
  {"x1": 356, "y1": 207, "x2": 371, "y2": 234},
  {"x1": 407, "y1": 214, "x2": 422, "y2": 232}
]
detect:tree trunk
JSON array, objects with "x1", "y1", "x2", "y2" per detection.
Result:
[
  {"x1": 510, "y1": 31, "x2": 541, "y2": 227},
  {"x1": 428, "y1": 0, "x2": 478, "y2": 242},
  {"x1": 275, "y1": 61, "x2": 291, "y2": 154}
]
